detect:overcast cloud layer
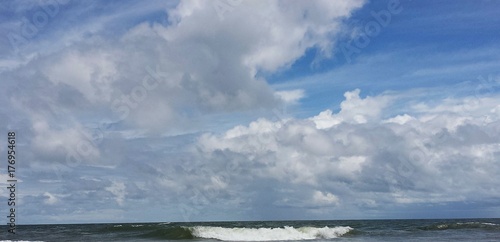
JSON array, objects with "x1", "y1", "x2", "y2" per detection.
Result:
[{"x1": 0, "y1": 0, "x2": 499, "y2": 224}]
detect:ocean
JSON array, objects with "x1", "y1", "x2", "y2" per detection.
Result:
[{"x1": 1, "y1": 218, "x2": 499, "y2": 241}]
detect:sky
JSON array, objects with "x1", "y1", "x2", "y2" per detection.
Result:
[{"x1": 0, "y1": 0, "x2": 499, "y2": 224}]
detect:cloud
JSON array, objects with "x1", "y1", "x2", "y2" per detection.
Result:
[
  {"x1": 313, "y1": 191, "x2": 339, "y2": 206},
  {"x1": 310, "y1": 89, "x2": 392, "y2": 129},
  {"x1": 167, "y1": 0, "x2": 364, "y2": 73},
  {"x1": 30, "y1": 119, "x2": 100, "y2": 163},
  {"x1": 2, "y1": 0, "x2": 366, "y2": 140},
  {"x1": 41, "y1": 49, "x2": 118, "y2": 104},
  {"x1": 43, "y1": 192, "x2": 58, "y2": 205},
  {"x1": 2, "y1": 0, "x2": 499, "y2": 223},
  {"x1": 105, "y1": 181, "x2": 127, "y2": 206},
  {"x1": 275, "y1": 89, "x2": 305, "y2": 104},
  {"x1": 384, "y1": 114, "x2": 415, "y2": 125},
  {"x1": 195, "y1": 89, "x2": 500, "y2": 217}
]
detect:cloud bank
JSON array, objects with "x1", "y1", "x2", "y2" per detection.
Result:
[
  {"x1": 192, "y1": 89, "x2": 500, "y2": 219},
  {"x1": 0, "y1": 0, "x2": 499, "y2": 223}
]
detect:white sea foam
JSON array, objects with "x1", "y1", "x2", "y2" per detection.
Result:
[
  {"x1": 457, "y1": 222, "x2": 498, "y2": 226},
  {"x1": 481, "y1": 222, "x2": 498, "y2": 226},
  {"x1": 189, "y1": 226, "x2": 353, "y2": 241},
  {"x1": 433, "y1": 221, "x2": 500, "y2": 230}
]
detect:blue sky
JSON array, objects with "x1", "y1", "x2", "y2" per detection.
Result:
[{"x1": 0, "y1": 0, "x2": 499, "y2": 224}]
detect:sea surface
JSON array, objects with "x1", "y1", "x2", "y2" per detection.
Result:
[{"x1": 1, "y1": 218, "x2": 500, "y2": 241}]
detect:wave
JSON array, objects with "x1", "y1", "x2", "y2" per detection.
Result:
[
  {"x1": 421, "y1": 222, "x2": 500, "y2": 231},
  {"x1": 101, "y1": 224, "x2": 193, "y2": 239},
  {"x1": 100, "y1": 224, "x2": 351, "y2": 240},
  {"x1": 187, "y1": 226, "x2": 353, "y2": 241}
]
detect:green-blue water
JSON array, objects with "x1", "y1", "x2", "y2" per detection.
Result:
[{"x1": 1, "y1": 219, "x2": 500, "y2": 241}]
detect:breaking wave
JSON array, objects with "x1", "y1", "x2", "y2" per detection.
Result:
[{"x1": 188, "y1": 226, "x2": 353, "y2": 241}]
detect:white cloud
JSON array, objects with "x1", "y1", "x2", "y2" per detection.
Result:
[
  {"x1": 42, "y1": 49, "x2": 118, "y2": 103},
  {"x1": 196, "y1": 89, "x2": 500, "y2": 212},
  {"x1": 275, "y1": 89, "x2": 305, "y2": 104},
  {"x1": 310, "y1": 89, "x2": 392, "y2": 129},
  {"x1": 43, "y1": 192, "x2": 58, "y2": 205},
  {"x1": 30, "y1": 119, "x2": 100, "y2": 165},
  {"x1": 105, "y1": 181, "x2": 127, "y2": 206},
  {"x1": 2, "y1": 0, "x2": 499, "y2": 223},
  {"x1": 166, "y1": 0, "x2": 364, "y2": 74},
  {"x1": 309, "y1": 110, "x2": 341, "y2": 129},
  {"x1": 312, "y1": 191, "x2": 339, "y2": 205},
  {"x1": 1, "y1": 0, "x2": 368, "y2": 144},
  {"x1": 338, "y1": 156, "x2": 367, "y2": 175},
  {"x1": 384, "y1": 114, "x2": 415, "y2": 125}
]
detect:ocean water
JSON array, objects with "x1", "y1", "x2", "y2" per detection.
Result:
[{"x1": 1, "y1": 219, "x2": 499, "y2": 241}]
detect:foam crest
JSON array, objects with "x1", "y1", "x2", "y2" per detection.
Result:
[
  {"x1": 189, "y1": 225, "x2": 352, "y2": 241},
  {"x1": 423, "y1": 221, "x2": 500, "y2": 231}
]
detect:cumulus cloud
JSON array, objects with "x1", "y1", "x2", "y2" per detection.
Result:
[
  {"x1": 195, "y1": 89, "x2": 500, "y2": 217},
  {"x1": 310, "y1": 89, "x2": 393, "y2": 129},
  {"x1": 2, "y1": 0, "x2": 499, "y2": 223},
  {"x1": 2, "y1": 0, "x2": 366, "y2": 138},
  {"x1": 313, "y1": 191, "x2": 340, "y2": 206},
  {"x1": 167, "y1": 0, "x2": 364, "y2": 73},
  {"x1": 275, "y1": 89, "x2": 306, "y2": 104},
  {"x1": 41, "y1": 49, "x2": 119, "y2": 104},
  {"x1": 0, "y1": 3, "x2": 370, "y2": 220}
]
